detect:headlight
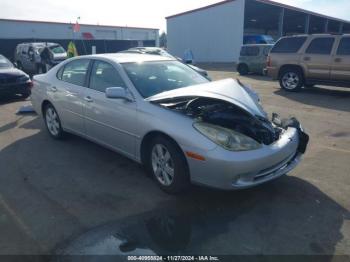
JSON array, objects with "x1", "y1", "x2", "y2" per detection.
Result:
[{"x1": 193, "y1": 122, "x2": 262, "y2": 151}]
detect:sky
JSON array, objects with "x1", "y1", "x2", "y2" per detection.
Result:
[{"x1": 1, "y1": 0, "x2": 350, "y2": 32}]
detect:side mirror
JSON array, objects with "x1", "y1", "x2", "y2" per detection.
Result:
[{"x1": 105, "y1": 87, "x2": 133, "y2": 101}]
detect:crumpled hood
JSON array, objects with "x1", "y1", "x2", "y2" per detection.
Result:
[
  {"x1": 0, "y1": 67, "x2": 27, "y2": 78},
  {"x1": 147, "y1": 78, "x2": 267, "y2": 118}
]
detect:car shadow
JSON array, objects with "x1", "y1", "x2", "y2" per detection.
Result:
[
  {"x1": 274, "y1": 86, "x2": 350, "y2": 113},
  {"x1": 53, "y1": 177, "x2": 350, "y2": 259},
  {"x1": 0, "y1": 95, "x2": 29, "y2": 106},
  {"x1": 0, "y1": 118, "x2": 349, "y2": 258}
]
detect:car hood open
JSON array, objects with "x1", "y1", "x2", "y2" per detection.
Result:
[{"x1": 146, "y1": 78, "x2": 267, "y2": 118}]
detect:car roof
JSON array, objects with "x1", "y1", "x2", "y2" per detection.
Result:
[
  {"x1": 130, "y1": 47, "x2": 163, "y2": 51},
  {"x1": 85, "y1": 53, "x2": 175, "y2": 63}
]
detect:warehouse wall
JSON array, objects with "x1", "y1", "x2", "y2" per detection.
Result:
[
  {"x1": 167, "y1": 0, "x2": 245, "y2": 62},
  {"x1": 0, "y1": 20, "x2": 158, "y2": 41}
]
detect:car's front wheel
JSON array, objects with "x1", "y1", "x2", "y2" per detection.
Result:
[
  {"x1": 146, "y1": 136, "x2": 190, "y2": 194},
  {"x1": 237, "y1": 64, "x2": 249, "y2": 76},
  {"x1": 44, "y1": 103, "x2": 64, "y2": 139},
  {"x1": 279, "y1": 68, "x2": 304, "y2": 92}
]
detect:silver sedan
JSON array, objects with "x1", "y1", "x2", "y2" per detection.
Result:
[{"x1": 31, "y1": 54, "x2": 309, "y2": 193}]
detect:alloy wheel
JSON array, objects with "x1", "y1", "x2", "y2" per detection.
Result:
[
  {"x1": 151, "y1": 144, "x2": 175, "y2": 186},
  {"x1": 45, "y1": 107, "x2": 60, "y2": 136},
  {"x1": 282, "y1": 72, "x2": 300, "y2": 90}
]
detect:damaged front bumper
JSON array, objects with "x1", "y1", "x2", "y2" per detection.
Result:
[{"x1": 186, "y1": 115, "x2": 309, "y2": 190}]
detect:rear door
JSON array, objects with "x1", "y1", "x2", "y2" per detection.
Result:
[
  {"x1": 240, "y1": 46, "x2": 260, "y2": 72},
  {"x1": 55, "y1": 59, "x2": 91, "y2": 134},
  {"x1": 302, "y1": 37, "x2": 335, "y2": 80},
  {"x1": 331, "y1": 37, "x2": 350, "y2": 82}
]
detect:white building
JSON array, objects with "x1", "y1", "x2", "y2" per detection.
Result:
[
  {"x1": 0, "y1": 18, "x2": 159, "y2": 60},
  {"x1": 167, "y1": 0, "x2": 350, "y2": 62}
]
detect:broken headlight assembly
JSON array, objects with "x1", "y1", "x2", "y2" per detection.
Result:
[{"x1": 193, "y1": 122, "x2": 262, "y2": 151}]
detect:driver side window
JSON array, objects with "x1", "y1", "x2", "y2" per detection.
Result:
[{"x1": 89, "y1": 60, "x2": 126, "y2": 93}]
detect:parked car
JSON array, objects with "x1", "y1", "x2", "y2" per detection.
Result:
[
  {"x1": 244, "y1": 35, "x2": 275, "y2": 45},
  {"x1": 120, "y1": 47, "x2": 210, "y2": 79},
  {"x1": 237, "y1": 44, "x2": 274, "y2": 75},
  {"x1": 0, "y1": 54, "x2": 32, "y2": 99},
  {"x1": 14, "y1": 42, "x2": 67, "y2": 75},
  {"x1": 267, "y1": 34, "x2": 350, "y2": 92},
  {"x1": 31, "y1": 54, "x2": 309, "y2": 194}
]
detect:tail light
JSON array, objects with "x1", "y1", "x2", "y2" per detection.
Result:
[
  {"x1": 28, "y1": 80, "x2": 33, "y2": 89},
  {"x1": 266, "y1": 56, "x2": 271, "y2": 67}
]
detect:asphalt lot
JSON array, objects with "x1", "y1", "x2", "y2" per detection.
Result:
[{"x1": 0, "y1": 66, "x2": 349, "y2": 259}]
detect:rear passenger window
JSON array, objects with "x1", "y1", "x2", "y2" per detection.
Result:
[
  {"x1": 271, "y1": 37, "x2": 307, "y2": 53},
  {"x1": 240, "y1": 46, "x2": 259, "y2": 56},
  {"x1": 306, "y1": 37, "x2": 335, "y2": 55},
  {"x1": 89, "y1": 60, "x2": 126, "y2": 93},
  {"x1": 61, "y1": 59, "x2": 90, "y2": 86},
  {"x1": 337, "y1": 37, "x2": 350, "y2": 55}
]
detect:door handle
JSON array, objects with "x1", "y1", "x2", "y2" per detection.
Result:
[
  {"x1": 50, "y1": 86, "x2": 57, "y2": 92},
  {"x1": 334, "y1": 58, "x2": 342, "y2": 63},
  {"x1": 84, "y1": 96, "x2": 93, "y2": 102},
  {"x1": 303, "y1": 57, "x2": 311, "y2": 61}
]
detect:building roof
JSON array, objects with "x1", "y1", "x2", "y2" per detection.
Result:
[
  {"x1": 166, "y1": 0, "x2": 350, "y2": 24},
  {"x1": 0, "y1": 18, "x2": 159, "y2": 31}
]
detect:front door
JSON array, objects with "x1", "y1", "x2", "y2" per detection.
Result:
[
  {"x1": 83, "y1": 60, "x2": 137, "y2": 158},
  {"x1": 302, "y1": 37, "x2": 335, "y2": 80}
]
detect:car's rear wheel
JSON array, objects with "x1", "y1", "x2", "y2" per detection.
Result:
[
  {"x1": 44, "y1": 103, "x2": 64, "y2": 139},
  {"x1": 279, "y1": 68, "x2": 304, "y2": 92},
  {"x1": 146, "y1": 136, "x2": 190, "y2": 194},
  {"x1": 237, "y1": 64, "x2": 249, "y2": 75}
]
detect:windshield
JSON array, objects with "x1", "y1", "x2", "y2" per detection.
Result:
[
  {"x1": 49, "y1": 45, "x2": 66, "y2": 54},
  {"x1": 122, "y1": 61, "x2": 208, "y2": 98},
  {"x1": 0, "y1": 55, "x2": 13, "y2": 68}
]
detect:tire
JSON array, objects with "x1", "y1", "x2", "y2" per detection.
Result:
[
  {"x1": 44, "y1": 103, "x2": 65, "y2": 139},
  {"x1": 237, "y1": 64, "x2": 249, "y2": 76},
  {"x1": 146, "y1": 136, "x2": 190, "y2": 194},
  {"x1": 279, "y1": 68, "x2": 304, "y2": 92}
]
